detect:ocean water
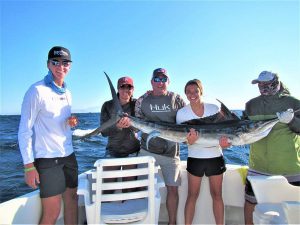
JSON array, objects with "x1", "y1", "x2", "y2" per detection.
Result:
[{"x1": 0, "y1": 113, "x2": 249, "y2": 203}]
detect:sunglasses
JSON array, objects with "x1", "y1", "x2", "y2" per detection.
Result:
[
  {"x1": 119, "y1": 85, "x2": 133, "y2": 90},
  {"x1": 49, "y1": 60, "x2": 71, "y2": 67},
  {"x1": 153, "y1": 77, "x2": 168, "y2": 83}
]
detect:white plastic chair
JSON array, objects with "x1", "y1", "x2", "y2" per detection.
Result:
[
  {"x1": 78, "y1": 156, "x2": 164, "y2": 225},
  {"x1": 248, "y1": 175, "x2": 300, "y2": 225}
]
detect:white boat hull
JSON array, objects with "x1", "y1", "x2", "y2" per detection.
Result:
[{"x1": 0, "y1": 162, "x2": 248, "y2": 225}]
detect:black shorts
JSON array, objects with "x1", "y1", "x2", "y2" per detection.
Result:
[
  {"x1": 245, "y1": 177, "x2": 300, "y2": 204},
  {"x1": 34, "y1": 153, "x2": 78, "y2": 198},
  {"x1": 186, "y1": 156, "x2": 226, "y2": 177}
]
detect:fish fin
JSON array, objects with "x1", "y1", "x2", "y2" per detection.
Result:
[
  {"x1": 80, "y1": 72, "x2": 123, "y2": 140},
  {"x1": 216, "y1": 99, "x2": 240, "y2": 121},
  {"x1": 104, "y1": 71, "x2": 123, "y2": 116},
  {"x1": 146, "y1": 130, "x2": 161, "y2": 150}
]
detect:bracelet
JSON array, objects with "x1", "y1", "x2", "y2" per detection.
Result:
[{"x1": 24, "y1": 167, "x2": 36, "y2": 172}]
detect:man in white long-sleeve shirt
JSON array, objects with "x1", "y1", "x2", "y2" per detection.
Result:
[{"x1": 18, "y1": 46, "x2": 78, "y2": 225}]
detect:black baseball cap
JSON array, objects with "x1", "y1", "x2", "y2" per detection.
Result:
[{"x1": 48, "y1": 46, "x2": 72, "y2": 62}]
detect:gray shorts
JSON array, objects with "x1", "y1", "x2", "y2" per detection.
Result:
[
  {"x1": 139, "y1": 148, "x2": 181, "y2": 186},
  {"x1": 35, "y1": 153, "x2": 78, "y2": 198}
]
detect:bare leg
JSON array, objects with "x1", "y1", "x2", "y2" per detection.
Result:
[
  {"x1": 39, "y1": 195, "x2": 62, "y2": 225},
  {"x1": 244, "y1": 201, "x2": 255, "y2": 225},
  {"x1": 209, "y1": 174, "x2": 224, "y2": 225},
  {"x1": 166, "y1": 185, "x2": 179, "y2": 225},
  {"x1": 63, "y1": 187, "x2": 78, "y2": 225},
  {"x1": 185, "y1": 172, "x2": 201, "y2": 225}
]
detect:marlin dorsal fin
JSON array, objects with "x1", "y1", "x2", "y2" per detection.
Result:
[
  {"x1": 104, "y1": 71, "x2": 124, "y2": 116},
  {"x1": 79, "y1": 72, "x2": 122, "y2": 139},
  {"x1": 216, "y1": 99, "x2": 240, "y2": 121}
]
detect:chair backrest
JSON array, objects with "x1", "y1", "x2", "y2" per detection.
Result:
[
  {"x1": 248, "y1": 175, "x2": 300, "y2": 203},
  {"x1": 91, "y1": 156, "x2": 157, "y2": 224}
]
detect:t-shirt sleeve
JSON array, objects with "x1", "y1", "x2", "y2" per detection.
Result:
[
  {"x1": 176, "y1": 108, "x2": 185, "y2": 124},
  {"x1": 135, "y1": 93, "x2": 148, "y2": 119},
  {"x1": 175, "y1": 94, "x2": 186, "y2": 109}
]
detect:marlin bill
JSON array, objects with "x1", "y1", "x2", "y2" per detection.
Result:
[{"x1": 80, "y1": 72, "x2": 279, "y2": 148}]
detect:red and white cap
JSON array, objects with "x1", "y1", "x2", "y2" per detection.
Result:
[{"x1": 117, "y1": 76, "x2": 134, "y2": 88}]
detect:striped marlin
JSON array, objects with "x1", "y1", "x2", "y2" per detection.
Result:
[{"x1": 81, "y1": 72, "x2": 279, "y2": 147}]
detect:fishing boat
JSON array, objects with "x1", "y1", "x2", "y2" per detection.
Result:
[{"x1": 0, "y1": 156, "x2": 298, "y2": 225}]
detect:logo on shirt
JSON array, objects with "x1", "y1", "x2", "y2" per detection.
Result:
[{"x1": 150, "y1": 104, "x2": 171, "y2": 112}]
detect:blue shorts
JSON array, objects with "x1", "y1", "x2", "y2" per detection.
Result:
[
  {"x1": 187, "y1": 156, "x2": 226, "y2": 177},
  {"x1": 35, "y1": 153, "x2": 78, "y2": 198}
]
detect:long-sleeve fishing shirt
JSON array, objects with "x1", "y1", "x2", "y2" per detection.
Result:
[
  {"x1": 100, "y1": 98, "x2": 140, "y2": 157},
  {"x1": 18, "y1": 80, "x2": 74, "y2": 165}
]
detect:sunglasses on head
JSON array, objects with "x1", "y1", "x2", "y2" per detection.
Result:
[
  {"x1": 153, "y1": 77, "x2": 168, "y2": 83},
  {"x1": 49, "y1": 60, "x2": 71, "y2": 67}
]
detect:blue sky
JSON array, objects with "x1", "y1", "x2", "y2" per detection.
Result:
[{"x1": 1, "y1": 0, "x2": 299, "y2": 115}]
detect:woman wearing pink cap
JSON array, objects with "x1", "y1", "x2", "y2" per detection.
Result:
[{"x1": 100, "y1": 76, "x2": 140, "y2": 191}]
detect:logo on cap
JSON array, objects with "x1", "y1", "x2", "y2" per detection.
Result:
[
  {"x1": 48, "y1": 46, "x2": 72, "y2": 61},
  {"x1": 53, "y1": 50, "x2": 69, "y2": 57}
]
